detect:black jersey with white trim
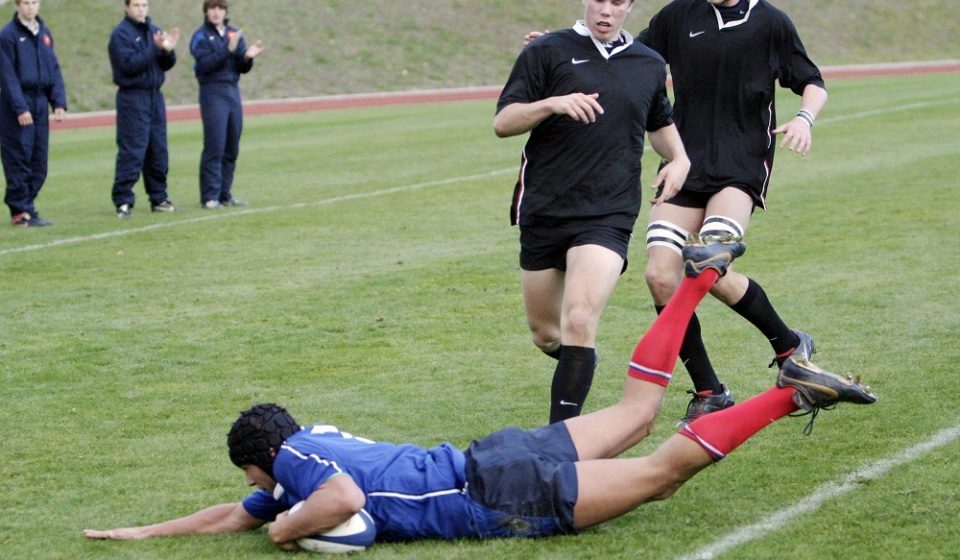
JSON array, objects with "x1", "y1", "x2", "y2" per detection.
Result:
[
  {"x1": 638, "y1": 0, "x2": 824, "y2": 204},
  {"x1": 497, "y1": 23, "x2": 673, "y2": 228}
]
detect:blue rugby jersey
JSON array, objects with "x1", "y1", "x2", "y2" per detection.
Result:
[{"x1": 242, "y1": 425, "x2": 475, "y2": 541}]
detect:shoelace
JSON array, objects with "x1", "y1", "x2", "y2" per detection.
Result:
[{"x1": 787, "y1": 404, "x2": 836, "y2": 435}]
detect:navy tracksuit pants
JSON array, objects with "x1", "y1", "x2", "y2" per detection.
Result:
[
  {"x1": 1, "y1": 92, "x2": 49, "y2": 218},
  {"x1": 112, "y1": 89, "x2": 170, "y2": 208},
  {"x1": 198, "y1": 82, "x2": 243, "y2": 204}
]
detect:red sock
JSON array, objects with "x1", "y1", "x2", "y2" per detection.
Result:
[
  {"x1": 679, "y1": 386, "x2": 799, "y2": 460},
  {"x1": 628, "y1": 270, "x2": 718, "y2": 386}
]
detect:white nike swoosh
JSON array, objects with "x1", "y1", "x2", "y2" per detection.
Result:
[
  {"x1": 689, "y1": 31, "x2": 706, "y2": 38},
  {"x1": 571, "y1": 58, "x2": 589, "y2": 65},
  {"x1": 559, "y1": 400, "x2": 579, "y2": 407}
]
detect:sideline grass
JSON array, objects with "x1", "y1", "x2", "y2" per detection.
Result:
[{"x1": 1, "y1": 72, "x2": 958, "y2": 559}]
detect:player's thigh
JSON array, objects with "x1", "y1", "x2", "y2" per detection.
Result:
[
  {"x1": 703, "y1": 186, "x2": 756, "y2": 235},
  {"x1": 562, "y1": 244, "x2": 624, "y2": 318}
]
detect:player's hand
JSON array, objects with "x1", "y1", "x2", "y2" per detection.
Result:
[
  {"x1": 650, "y1": 156, "x2": 690, "y2": 206},
  {"x1": 53, "y1": 108, "x2": 66, "y2": 122},
  {"x1": 83, "y1": 527, "x2": 147, "y2": 540},
  {"x1": 227, "y1": 29, "x2": 242, "y2": 52},
  {"x1": 772, "y1": 118, "x2": 813, "y2": 156},
  {"x1": 244, "y1": 40, "x2": 264, "y2": 59},
  {"x1": 17, "y1": 111, "x2": 32, "y2": 127},
  {"x1": 523, "y1": 29, "x2": 549, "y2": 46},
  {"x1": 550, "y1": 93, "x2": 603, "y2": 124}
]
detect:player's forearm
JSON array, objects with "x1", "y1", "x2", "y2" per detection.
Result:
[
  {"x1": 798, "y1": 84, "x2": 828, "y2": 120},
  {"x1": 493, "y1": 100, "x2": 554, "y2": 137},
  {"x1": 142, "y1": 503, "x2": 258, "y2": 537},
  {"x1": 648, "y1": 124, "x2": 689, "y2": 166}
]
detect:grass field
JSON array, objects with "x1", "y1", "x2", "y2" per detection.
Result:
[{"x1": 1, "y1": 71, "x2": 959, "y2": 559}]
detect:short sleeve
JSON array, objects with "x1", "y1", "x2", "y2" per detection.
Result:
[{"x1": 496, "y1": 42, "x2": 548, "y2": 114}]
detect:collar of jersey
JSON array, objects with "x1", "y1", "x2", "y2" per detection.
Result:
[
  {"x1": 710, "y1": 0, "x2": 759, "y2": 30},
  {"x1": 573, "y1": 20, "x2": 634, "y2": 60}
]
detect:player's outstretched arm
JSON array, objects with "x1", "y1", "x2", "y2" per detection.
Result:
[{"x1": 83, "y1": 502, "x2": 264, "y2": 540}]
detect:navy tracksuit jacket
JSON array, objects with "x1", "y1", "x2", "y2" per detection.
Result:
[
  {"x1": 0, "y1": 14, "x2": 66, "y2": 218},
  {"x1": 108, "y1": 15, "x2": 176, "y2": 209},
  {"x1": 190, "y1": 19, "x2": 253, "y2": 204}
]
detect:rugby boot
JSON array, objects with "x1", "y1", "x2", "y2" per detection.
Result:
[
  {"x1": 776, "y1": 356, "x2": 876, "y2": 412},
  {"x1": 771, "y1": 329, "x2": 817, "y2": 368},
  {"x1": 682, "y1": 234, "x2": 746, "y2": 278},
  {"x1": 676, "y1": 384, "x2": 735, "y2": 427}
]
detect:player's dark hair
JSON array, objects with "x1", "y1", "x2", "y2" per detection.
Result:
[
  {"x1": 203, "y1": 0, "x2": 228, "y2": 12},
  {"x1": 227, "y1": 403, "x2": 299, "y2": 477}
]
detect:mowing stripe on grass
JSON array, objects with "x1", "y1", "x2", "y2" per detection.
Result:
[
  {"x1": 3, "y1": 95, "x2": 955, "y2": 259},
  {"x1": 675, "y1": 422, "x2": 960, "y2": 560},
  {"x1": 0, "y1": 167, "x2": 516, "y2": 257},
  {"x1": 817, "y1": 99, "x2": 958, "y2": 126}
]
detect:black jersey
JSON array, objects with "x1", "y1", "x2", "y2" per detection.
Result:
[
  {"x1": 497, "y1": 22, "x2": 673, "y2": 229},
  {"x1": 638, "y1": 0, "x2": 824, "y2": 205}
]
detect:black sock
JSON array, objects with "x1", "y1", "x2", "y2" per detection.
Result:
[
  {"x1": 543, "y1": 346, "x2": 562, "y2": 360},
  {"x1": 656, "y1": 305, "x2": 722, "y2": 394},
  {"x1": 549, "y1": 345, "x2": 597, "y2": 423},
  {"x1": 729, "y1": 278, "x2": 799, "y2": 356}
]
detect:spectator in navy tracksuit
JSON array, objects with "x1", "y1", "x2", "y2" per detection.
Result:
[
  {"x1": 108, "y1": 0, "x2": 180, "y2": 219},
  {"x1": 190, "y1": 0, "x2": 263, "y2": 209},
  {"x1": 0, "y1": 0, "x2": 67, "y2": 228}
]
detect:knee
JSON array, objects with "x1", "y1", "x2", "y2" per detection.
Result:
[
  {"x1": 528, "y1": 323, "x2": 560, "y2": 354},
  {"x1": 562, "y1": 304, "x2": 599, "y2": 344},
  {"x1": 644, "y1": 260, "x2": 681, "y2": 303}
]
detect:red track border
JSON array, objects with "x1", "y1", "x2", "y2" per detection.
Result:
[{"x1": 52, "y1": 60, "x2": 959, "y2": 131}]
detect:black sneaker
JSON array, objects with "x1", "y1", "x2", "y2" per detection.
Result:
[
  {"x1": 777, "y1": 356, "x2": 876, "y2": 412},
  {"x1": 151, "y1": 200, "x2": 175, "y2": 212},
  {"x1": 117, "y1": 204, "x2": 132, "y2": 218},
  {"x1": 682, "y1": 234, "x2": 746, "y2": 278},
  {"x1": 772, "y1": 329, "x2": 816, "y2": 368},
  {"x1": 676, "y1": 384, "x2": 735, "y2": 427}
]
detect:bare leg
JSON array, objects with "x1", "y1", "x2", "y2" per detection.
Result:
[
  {"x1": 572, "y1": 436, "x2": 711, "y2": 529},
  {"x1": 521, "y1": 268, "x2": 564, "y2": 354}
]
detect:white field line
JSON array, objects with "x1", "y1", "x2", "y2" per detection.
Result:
[
  {"x1": 675, "y1": 422, "x2": 960, "y2": 560},
  {"x1": 0, "y1": 168, "x2": 515, "y2": 257}
]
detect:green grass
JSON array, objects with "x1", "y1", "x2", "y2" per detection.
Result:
[
  {"x1": 35, "y1": 0, "x2": 960, "y2": 111},
  {"x1": 1, "y1": 71, "x2": 959, "y2": 559}
]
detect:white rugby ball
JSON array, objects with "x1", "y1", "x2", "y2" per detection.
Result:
[{"x1": 289, "y1": 501, "x2": 376, "y2": 554}]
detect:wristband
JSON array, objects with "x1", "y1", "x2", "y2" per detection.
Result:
[{"x1": 795, "y1": 109, "x2": 815, "y2": 128}]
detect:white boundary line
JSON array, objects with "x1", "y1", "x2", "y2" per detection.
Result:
[
  {"x1": 0, "y1": 168, "x2": 515, "y2": 257},
  {"x1": 675, "y1": 422, "x2": 960, "y2": 560}
]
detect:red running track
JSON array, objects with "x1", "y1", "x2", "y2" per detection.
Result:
[{"x1": 51, "y1": 60, "x2": 960, "y2": 131}]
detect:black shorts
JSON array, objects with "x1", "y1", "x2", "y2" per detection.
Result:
[
  {"x1": 464, "y1": 422, "x2": 579, "y2": 536},
  {"x1": 519, "y1": 221, "x2": 632, "y2": 272},
  {"x1": 659, "y1": 184, "x2": 761, "y2": 211}
]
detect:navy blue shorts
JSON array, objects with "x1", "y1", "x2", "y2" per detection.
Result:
[
  {"x1": 519, "y1": 221, "x2": 631, "y2": 273},
  {"x1": 464, "y1": 422, "x2": 579, "y2": 537}
]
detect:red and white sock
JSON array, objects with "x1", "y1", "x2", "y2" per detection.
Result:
[
  {"x1": 679, "y1": 386, "x2": 799, "y2": 460},
  {"x1": 628, "y1": 270, "x2": 719, "y2": 387}
]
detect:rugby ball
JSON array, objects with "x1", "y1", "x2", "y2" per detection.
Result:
[{"x1": 289, "y1": 501, "x2": 376, "y2": 553}]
